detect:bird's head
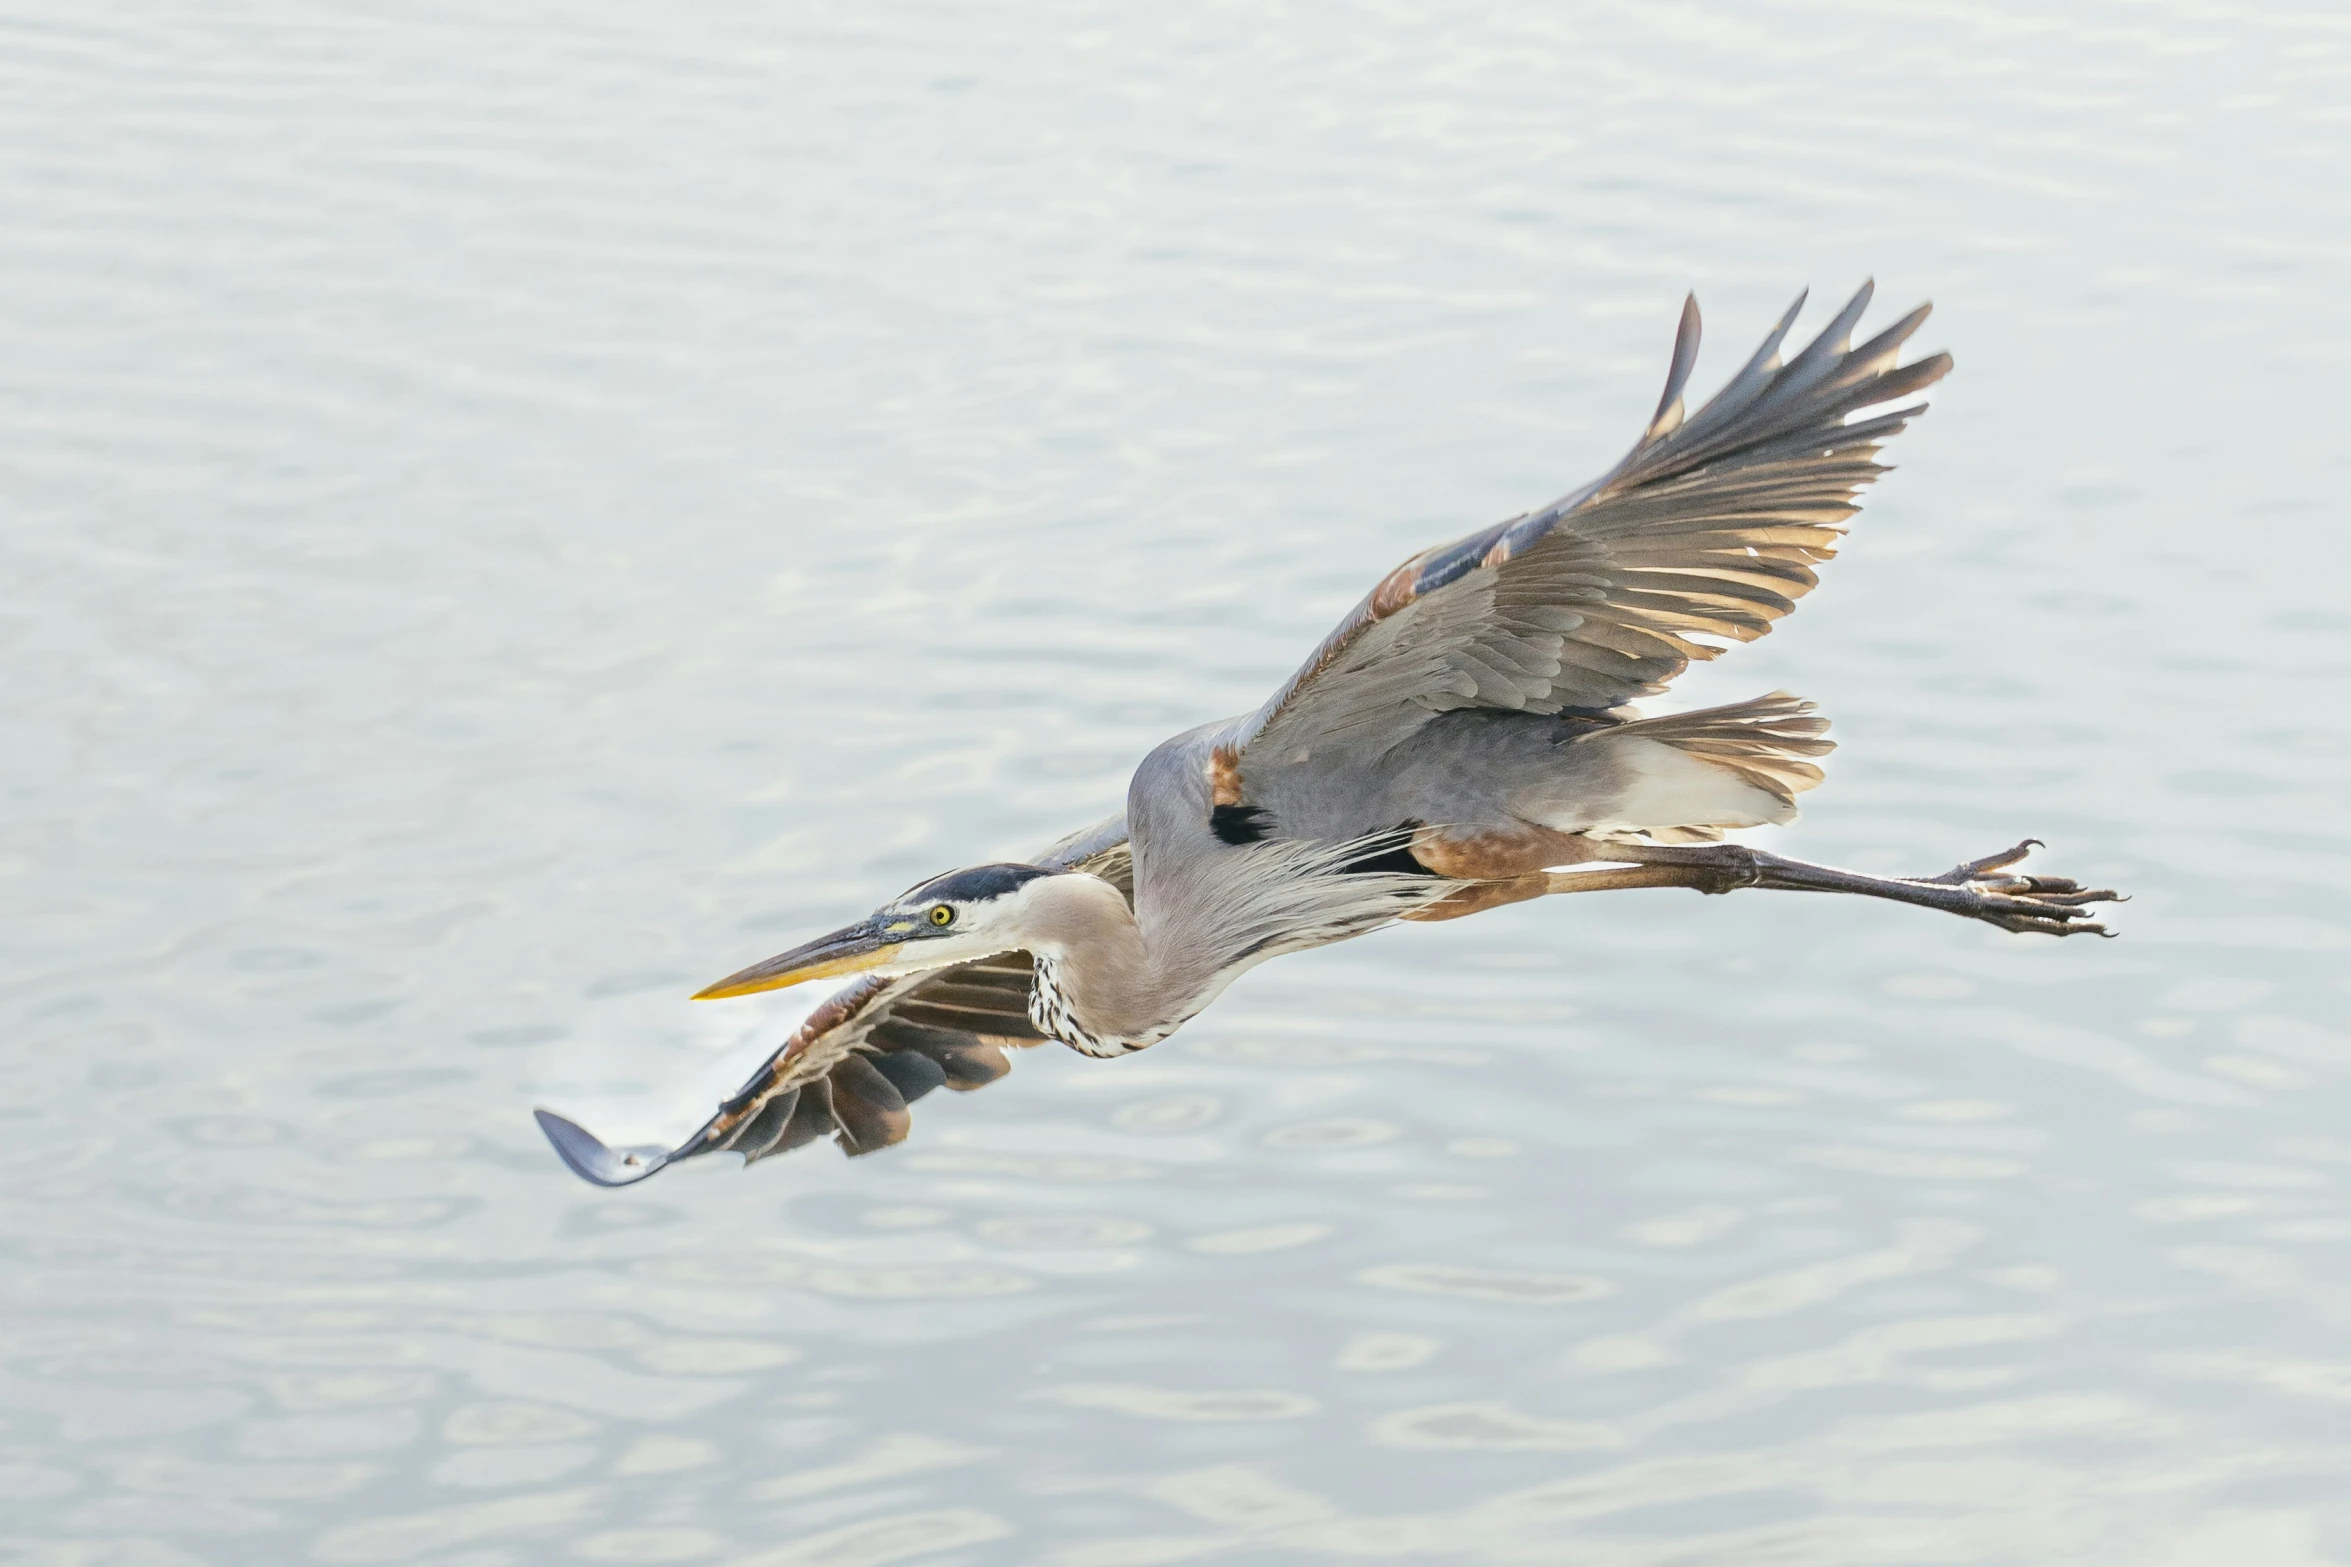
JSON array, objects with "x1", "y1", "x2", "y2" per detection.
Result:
[{"x1": 692, "y1": 862, "x2": 1072, "y2": 999}]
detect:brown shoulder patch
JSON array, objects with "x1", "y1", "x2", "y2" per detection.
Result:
[{"x1": 1208, "y1": 743, "x2": 1245, "y2": 808}]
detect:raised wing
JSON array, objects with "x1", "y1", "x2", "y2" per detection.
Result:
[
  {"x1": 1220, "y1": 283, "x2": 1949, "y2": 791},
  {"x1": 536, "y1": 817, "x2": 1132, "y2": 1186}
]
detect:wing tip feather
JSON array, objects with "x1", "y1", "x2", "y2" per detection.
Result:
[
  {"x1": 1646, "y1": 292, "x2": 1704, "y2": 439},
  {"x1": 534, "y1": 1108, "x2": 677, "y2": 1188}
]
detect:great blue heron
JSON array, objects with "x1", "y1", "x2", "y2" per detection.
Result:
[{"x1": 537, "y1": 282, "x2": 2120, "y2": 1187}]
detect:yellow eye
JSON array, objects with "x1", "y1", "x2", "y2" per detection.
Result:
[{"x1": 929, "y1": 905, "x2": 954, "y2": 927}]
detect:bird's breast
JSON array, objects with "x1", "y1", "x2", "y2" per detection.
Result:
[{"x1": 1028, "y1": 951, "x2": 1177, "y2": 1059}]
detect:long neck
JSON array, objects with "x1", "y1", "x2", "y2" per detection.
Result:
[{"x1": 1020, "y1": 875, "x2": 1187, "y2": 1056}]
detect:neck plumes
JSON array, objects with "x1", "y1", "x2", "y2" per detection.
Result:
[{"x1": 1018, "y1": 874, "x2": 1182, "y2": 1058}]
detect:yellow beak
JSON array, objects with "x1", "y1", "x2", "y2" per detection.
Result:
[{"x1": 691, "y1": 919, "x2": 906, "y2": 1000}]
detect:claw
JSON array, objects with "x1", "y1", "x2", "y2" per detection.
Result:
[
  {"x1": 1927, "y1": 838, "x2": 2043, "y2": 885},
  {"x1": 2030, "y1": 919, "x2": 2109, "y2": 937},
  {"x1": 1983, "y1": 904, "x2": 2112, "y2": 936},
  {"x1": 1977, "y1": 894, "x2": 2094, "y2": 924},
  {"x1": 1906, "y1": 839, "x2": 2125, "y2": 939}
]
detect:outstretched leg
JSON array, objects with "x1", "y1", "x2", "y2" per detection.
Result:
[{"x1": 1544, "y1": 838, "x2": 2120, "y2": 936}]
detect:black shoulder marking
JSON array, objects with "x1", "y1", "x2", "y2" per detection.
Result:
[
  {"x1": 1210, "y1": 804, "x2": 1275, "y2": 846},
  {"x1": 904, "y1": 862, "x2": 1056, "y2": 904},
  {"x1": 1345, "y1": 821, "x2": 1438, "y2": 878}
]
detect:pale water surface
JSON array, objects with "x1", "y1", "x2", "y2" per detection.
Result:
[{"x1": 5, "y1": 3, "x2": 2350, "y2": 1563}]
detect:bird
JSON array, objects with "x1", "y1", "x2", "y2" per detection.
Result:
[{"x1": 535, "y1": 281, "x2": 2121, "y2": 1188}]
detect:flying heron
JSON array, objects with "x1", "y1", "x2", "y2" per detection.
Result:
[{"x1": 537, "y1": 281, "x2": 2120, "y2": 1187}]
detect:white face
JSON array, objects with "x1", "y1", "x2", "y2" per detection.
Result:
[
  {"x1": 861, "y1": 883, "x2": 1042, "y2": 975},
  {"x1": 693, "y1": 864, "x2": 1062, "y2": 999}
]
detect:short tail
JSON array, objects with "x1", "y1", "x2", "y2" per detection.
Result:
[
  {"x1": 1613, "y1": 691, "x2": 1835, "y2": 806},
  {"x1": 1576, "y1": 692, "x2": 1834, "y2": 844}
]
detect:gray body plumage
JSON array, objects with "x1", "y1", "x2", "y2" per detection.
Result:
[
  {"x1": 1115, "y1": 726, "x2": 1450, "y2": 1030},
  {"x1": 1194, "y1": 704, "x2": 1801, "y2": 846},
  {"x1": 535, "y1": 282, "x2": 2121, "y2": 1189}
]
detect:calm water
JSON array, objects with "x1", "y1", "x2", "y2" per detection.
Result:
[{"x1": 5, "y1": 4, "x2": 2349, "y2": 1563}]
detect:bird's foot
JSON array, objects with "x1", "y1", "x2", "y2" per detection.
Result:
[
  {"x1": 1559, "y1": 836, "x2": 2124, "y2": 937},
  {"x1": 1913, "y1": 839, "x2": 2123, "y2": 937}
]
